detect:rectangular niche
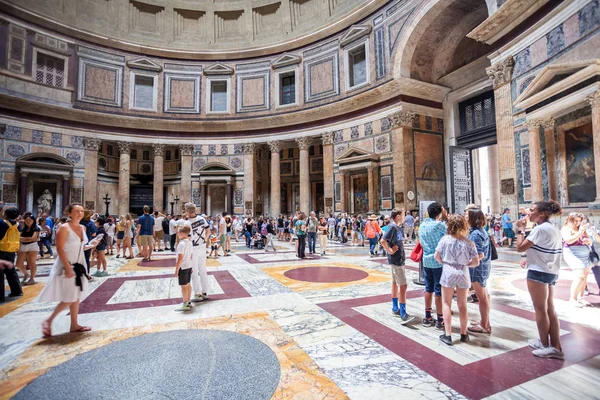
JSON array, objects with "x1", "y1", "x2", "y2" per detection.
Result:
[
  {"x1": 130, "y1": 72, "x2": 158, "y2": 111},
  {"x1": 129, "y1": 0, "x2": 165, "y2": 36},
  {"x1": 207, "y1": 77, "x2": 230, "y2": 113},
  {"x1": 252, "y1": 2, "x2": 282, "y2": 40},
  {"x1": 174, "y1": 8, "x2": 207, "y2": 40},
  {"x1": 214, "y1": 10, "x2": 244, "y2": 42}
]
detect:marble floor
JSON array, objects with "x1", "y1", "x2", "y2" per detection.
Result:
[{"x1": 1, "y1": 238, "x2": 599, "y2": 399}]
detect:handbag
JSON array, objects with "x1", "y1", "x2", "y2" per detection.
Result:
[
  {"x1": 589, "y1": 245, "x2": 599, "y2": 265},
  {"x1": 490, "y1": 239, "x2": 498, "y2": 261},
  {"x1": 410, "y1": 241, "x2": 423, "y2": 262}
]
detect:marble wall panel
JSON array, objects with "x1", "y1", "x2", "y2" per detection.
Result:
[
  {"x1": 164, "y1": 74, "x2": 200, "y2": 113},
  {"x1": 416, "y1": 180, "x2": 446, "y2": 205},
  {"x1": 78, "y1": 57, "x2": 123, "y2": 107},
  {"x1": 304, "y1": 52, "x2": 339, "y2": 102},
  {"x1": 237, "y1": 72, "x2": 269, "y2": 112},
  {"x1": 414, "y1": 132, "x2": 444, "y2": 181}
]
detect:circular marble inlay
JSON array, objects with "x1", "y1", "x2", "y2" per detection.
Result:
[
  {"x1": 284, "y1": 266, "x2": 368, "y2": 283},
  {"x1": 14, "y1": 330, "x2": 280, "y2": 400},
  {"x1": 7, "y1": 144, "x2": 25, "y2": 157}
]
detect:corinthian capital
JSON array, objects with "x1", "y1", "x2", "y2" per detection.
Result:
[
  {"x1": 179, "y1": 144, "x2": 194, "y2": 156},
  {"x1": 486, "y1": 57, "x2": 514, "y2": 89},
  {"x1": 243, "y1": 143, "x2": 256, "y2": 155},
  {"x1": 117, "y1": 141, "x2": 132, "y2": 154},
  {"x1": 83, "y1": 137, "x2": 102, "y2": 151},
  {"x1": 389, "y1": 111, "x2": 416, "y2": 128},
  {"x1": 587, "y1": 91, "x2": 600, "y2": 107},
  {"x1": 267, "y1": 140, "x2": 282, "y2": 153},
  {"x1": 321, "y1": 132, "x2": 334, "y2": 145},
  {"x1": 524, "y1": 118, "x2": 544, "y2": 130},
  {"x1": 295, "y1": 136, "x2": 312, "y2": 151},
  {"x1": 152, "y1": 143, "x2": 165, "y2": 157},
  {"x1": 541, "y1": 119, "x2": 555, "y2": 130}
]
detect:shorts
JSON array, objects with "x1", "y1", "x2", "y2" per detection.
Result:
[
  {"x1": 391, "y1": 265, "x2": 407, "y2": 286},
  {"x1": 153, "y1": 230, "x2": 163, "y2": 240},
  {"x1": 139, "y1": 235, "x2": 153, "y2": 247},
  {"x1": 424, "y1": 267, "x2": 443, "y2": 296},
  {"x1": 117, "y1": 231, "x2": 125, "y2": 240},
  {"x1": 469, "y1": 261, "x2": 491, "y2": 287},
  {"x1": 178, "y1": 268, "x2": 192, "y2": 285},
  {"x1": 219, "y1": 234, "x2": 226, "y2": 246},
  {"x1": 278, "y1": 228, "x2": 284, "y2": 233},
  {"x1": 226, "y1": 231, "x2": 232, "y2": 237},
  {"x1": 527, "y1": 269, "x2": 558, "y2": 286},
  {"x1": 19, "y1": 242, "x2": 39, "y2": 253},
  {"x1": 211, "y1": 245, "x2": 218, "y2": 251},
  {"x1": 503, "y1": 228, "x2": 515, "y2": 239},
  {"x1": 96, "y1": 243, "x2": 106, "y2": 252}
]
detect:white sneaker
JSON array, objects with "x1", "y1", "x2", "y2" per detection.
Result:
[
  {"x1": 532, "y1": 346, "x2": 564, "y2": 360},
  {"x1": 190, "y1": 294, "x2": 204, "y2": 303},
  {"x1": 528, "y1": 338, "x2": 545, "y2": 350}
]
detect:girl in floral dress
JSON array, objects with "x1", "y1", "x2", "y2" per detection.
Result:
[{"x1": 434, "y1": 215, "x2": 480, "y2": 346}]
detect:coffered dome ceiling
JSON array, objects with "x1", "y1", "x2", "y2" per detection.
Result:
[{"x1": 2, "y1": 0, "x2": 386, "y2": 59}]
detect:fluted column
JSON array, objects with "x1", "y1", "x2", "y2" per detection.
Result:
[
  {"x1": 525, "y1": 119, "x2": 544, "y2": 203},
  {"x1": 487, "y1": 145, "x2": 501, "y2": 214},
  {"x1": 542, "y1": 119, "x2": 557, "y2": 200},
  {"x1": 152, "y1": 144, "x2": 165, "y2": 212},
  {"x1": 390, "y1": 111, "x2": 416, "y2": 209},
  {"x1": 587, "y1": 92, "x2": 600, "y2": 204},
  {"x1": 268, "y1": 140, "x2": 282, "y2": 218},
  {"x1": 83, "y1": 138, "x2": 101, "y2": 210},
  {"x1": 117, "y1": 141, "x2": 132, "y2": 216},
  {"x1": 296, "y1": 136, "x2": 312, "y2": 213},
  {"x1": 487, "y1": 57, "x2": 518, "y2": 218},
  {"x1": 321, "y1": 132, "x2": 334, "y2": 215},
  {"x1": 243, "y1": 143, "x2": 256, "y2": 216},
  {"x1": 180, "y1": 145, "x2": 193, "y2": 209}
]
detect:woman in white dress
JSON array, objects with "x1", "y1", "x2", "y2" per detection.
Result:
[{"x1": 38, "y1": 204, "x2": 96, "y2": 337}]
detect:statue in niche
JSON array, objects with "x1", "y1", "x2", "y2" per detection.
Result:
[{"x1": 37, "y1": 189, "x2": 53, "y2": 216}]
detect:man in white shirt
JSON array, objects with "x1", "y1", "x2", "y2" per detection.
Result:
[
  {"x1": 327, "y1": 215, "x2": 336, "y2": 240},
  {"x1": 218, "y1": 214, "x2": 229, "y2": 256},
  {"x1": 153, "y1": 211, "x2": 166, "y2": 252},
  {"x1": 184, "y1": 203, "x2": 210, "y2": 302}
]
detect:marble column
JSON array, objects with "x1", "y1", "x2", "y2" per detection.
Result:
[
  {"x1": 321, "y1": 132, "x2": 334, "y2": 215},
  {"x1": 487, "y1": 57, "x2": 518, "y2": 219},
  {"x1": 152, "y1": 144, "x2": 165, "y2": 212},
  {"x1": 200, "y1": 181, "x2": 207, "y2": 214},
  {"x1": 389, "y1": 111, "x2": 416, "y2": 210},
  {"x1": 243, "y1": 143, "x2": 256, "y2": 217},
  {"x1": 296, "y1": 136, "x2": 312, "y2": 213},
  {"x1": 367, "y1": 165, "x2": 380, "y2": 214},
  {"x1": 340, "y1": 171, "x2": 349, "y2": 213},
  {"x1": 62, "y1": 174, "x2": 70, "y2": 214},
  {"x1": 268, "y1": 140, "x2": 282, "y2": 218},
  {"x1": 117, "y1": 141, "x2": 132, "y2": 216},
  {"x1": 19, "y1": 172, "x2": 27, "y2": 213},
  {"x1": 83, "y1": 138, "x2": 101, "y2": 210},
  {"x1": 180, "y1": 145, "x2": 193, "y2": 209},
  {"x1": 472, "y1": 148, "x2": 482, "y2": 206},
  {"x1": 542, "y1": 119, "x2": 557, "y2": 201},
  {"x1": 525, "y1": 119, "x2": 544, "y2": 203},
  {"x1": 487, "y1": 145, "x2": 501, "y2": 214},
  {"x1": 227, "y1": 182, "x2": 233, "y2": 215},
  {"x1": 587, "y1": 92, "x2": 600, "y2": 204}
]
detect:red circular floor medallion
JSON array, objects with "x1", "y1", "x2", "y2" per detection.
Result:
[{"x1": 283, "y1": 266, "x2": 369, "y2": 283}]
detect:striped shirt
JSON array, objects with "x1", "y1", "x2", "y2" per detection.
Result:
[
  {"x1": 419, "y1": 218, "x2": 446, "y2": 269},
  {"x1": 526, "y1": 222, "x2": 563, "y2": 275}
]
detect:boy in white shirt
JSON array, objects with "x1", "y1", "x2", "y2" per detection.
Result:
[{"x1": 175, "y1": 225, "x2": 194, "y2": 312}]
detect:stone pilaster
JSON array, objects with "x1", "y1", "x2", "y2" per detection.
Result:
[
  {"x1": 268, "y1": 140, "x2": 282, "y2": 218},
  {"x1": 487, "y1": 57, "x2": 518, "y2": 218},
  {"x1": 340, "y1": 171, "x2": 349, "y2": 213},
  {"x1": 587, "y1": 92, "x2": 600, "y2": 204},
  {"x1": 117, "y1": 141, "x2": 132, "y2": 216},
  {"x1": 321, "y1": 132, "x2": 335, "y2": 215},
  {"x1": 367, "y1": 165, "x2": 379, "y2": 214},
  {"x1": 296, "y1": 136, "x2": 312, "y2": 213},
  {"x1": 525, "y1": 119, "x2": 544, "y2": 203},
  {"x1": 390, "y1": 110, "x2": 416, "y2": 209},
  {"x1": 152, "y1": 143, "x2": 165, "y2": 212},
  {"x1": 542, "y1": 119, "x2": 557, "y2": 201},
  {"x1": 243, "y1": 143, "x2": 256, "y2": 216},
  {"x1": 179, "y1": 144, "x2": 193, "y2": 209},
  {"x1": 83, "y1": 138, "x2": 101, "y2": 211},
  {"x1": 487, "y1": 145, "x2": 501, "y2": 214}
]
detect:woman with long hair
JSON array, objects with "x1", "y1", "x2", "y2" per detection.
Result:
[
  {"x1": 39, "y1": 203, "x2": 98, "y2": 337},
  {"x1": 115, "y1": 215, "x2": 125, "y2": 258},
  {"x1": 123, "y1": 214, "x2": 134, "y2": 259},
  {"x1": 516, "y1": 200, "x2": 564, "y2": 359},
  {"x1": 295, "y1": 212, "x2": 307, "y2": 259},
  {"x1": 561, "y1": 212, "x2": 593, "y2": 307},
  {"x1": 16, "y1": 212, "x2": 40, "y2": 285}
]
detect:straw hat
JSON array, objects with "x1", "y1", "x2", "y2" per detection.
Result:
[{"x1": 368, "y1": 214, "x2": 378, "y2": 220}]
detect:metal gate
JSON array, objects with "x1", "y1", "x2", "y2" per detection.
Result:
[{"x1": 450, "y1": 146, "x2": 473, "y2": 214}]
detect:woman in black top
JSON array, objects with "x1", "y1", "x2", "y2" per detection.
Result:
[
  {"x1": 17, "y1": 212, "x2": 40, "y2": 285},
  {"x1": 245, "y1": 217, "x2": 253, "y2": 248}
]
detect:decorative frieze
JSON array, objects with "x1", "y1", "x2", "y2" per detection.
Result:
[{"x1": 389, "y1": 111, "x2": 416, "y2": 129}]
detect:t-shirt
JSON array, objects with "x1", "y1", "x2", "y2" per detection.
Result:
[
  {"x1": 469, "y1": 228, "x2": 491, "y2": 264},
  {"x1": 328, "y1": 217, "x2": 336, "y2": 227},
  {"x1": 318, "y1": 221, "x2": 328, "y2": 235},
  {"x1": 525, "y1": 222, "x2": 563, "y2": 275},
  {"x1": 502, "y1": 213, "x2": 512, "y2": 229},
  {"x1": 154, "y1": 216, "x2": 164, "y2": 232},
  {"x1": 382, "y1": 223, "x2": 405, "y2": 266},
  {"x1": 435, "y1": 236, "x2": 478, "y2": 269},
  {"x1": 307, "y1": 217, "x2": 318, "y2": 233},
  {"x1": 45, "y1": 217, "x2": 54, "y2": 231},
  {"x1": 20, "y1": 224, "x2": 40, "y2": 238},
  {"x1": 219, "y1": 217, "x2": 226, "y2": 236},
  {"x1": 176, "y1": 239, "x2": 194, "y2": 270},
  {"x1": 405, "y1": 215, "x2": 415, "y2": 227},
  {"x1": 185, "y1": 215, "x2": 210, "y2": 249},
  {"x1": 420, "y1": 219, "x2": 446, "y2": 269},
  {"x1": 295, "y1": 220, "x2": 306, "y2": 236},
  {"x1": 137, "y1": 214, "x2": 155, "y2": 235},
  {"x1": 104, "y1": 223, "x2": 115, "y2": 237},
  {"x1": 277, "y1": 218, "x2": 284, "y2": 228},
  {"x1": 162, "y1": 218, "x2": 170, "y2": 233},
  {"x1": 169, "y1": 219, "x2": 178, "y2": 235}
]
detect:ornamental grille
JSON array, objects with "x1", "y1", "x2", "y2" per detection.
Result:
[
  {"x1": 459, "y1": 91, "x2": 495, "y2": 135},
  {"x1": 35, "y1": 53, "x2": 64, "y2": 88}
]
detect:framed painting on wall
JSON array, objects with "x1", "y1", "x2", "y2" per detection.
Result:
[{"x1": 565, "y1": 123, "x2": 595, "y2": 203}]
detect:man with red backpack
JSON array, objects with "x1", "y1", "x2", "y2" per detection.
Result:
[{"x1": 0, "y1": 204, "x2": 23, "y2": 302}]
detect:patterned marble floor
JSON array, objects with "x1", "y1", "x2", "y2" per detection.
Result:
[{"x1": 1, "y1": 238, "x2": 599, "y2": 400}]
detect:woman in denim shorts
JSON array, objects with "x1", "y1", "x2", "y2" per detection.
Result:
[{"x1": 516, "y1": 200, "x2": 564, "y2": 360}]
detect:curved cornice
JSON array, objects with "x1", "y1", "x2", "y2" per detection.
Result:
[{"x1": 1, "y1": 0, "x2": 387, "y2": 60}]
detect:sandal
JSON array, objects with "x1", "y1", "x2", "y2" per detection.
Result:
[
  {"x1": 70, "y1": 326, "x2": 92, "y2": 333},
  {"x1": 42, "y1": 321, "x2": 52, "y2": 338},
  {"x1": 579, "y1": 299, "x2": 593, "y2": 307},
  {"x1": 468, "y1": 324, "x2": 491, "y2": 334}
]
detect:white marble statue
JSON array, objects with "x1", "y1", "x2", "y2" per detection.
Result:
[{"x1": 36, "y1": 189, "x2": 53, "y2": 216}]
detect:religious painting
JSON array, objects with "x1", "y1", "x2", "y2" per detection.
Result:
[
  {"x1": 565, "y1": 123, "x2": 595, "y2": 203},
  {"x1": 501, "y1": 179, "x2": 514, "y2": 195},
  {"x1": 352, "y1": 175, "x2": 369, "y2": 214}
]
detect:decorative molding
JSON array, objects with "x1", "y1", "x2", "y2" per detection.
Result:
[
  {"x1": 243, "y1": 143, "x2": 256, "y2": 155},
  {"x1": 77, "y1": 46, "x2": 125, "y2": 64},
  {"x1": 77, "y1": 58, "x2": 124, "y2": 107},
  {"x1": 340, "y1": 24, "x2": 373, "y2": 47},
  {"x1": 321, "y1": 132, "x2": 335, "y2": 145},
  {"x1": 524, "y1": 118, "x2": 544, "y2": 130},
  {"x1": 271, "y1": 53, "x2": 302, "y2": 69},
  {"x1": 152, "y1": 143, "x2": 165, "y2": 157},
  {"x1": 389, "y1": 111, "x2": 416, "y2": 128},
  {"x1": 295, "y1": 136, "x2": 312, "y2": 151},
  {"x1": 587, "y1": 91, "x2": 600, "y2": 107},
  {"x1": 486, "y1": 57, "x2": 514, "y2": 89},
  {"x1": 267, "y1": 140, "x2": 283, "y2": 153},
  {"x1": 179, "y1": 144, "x2": 194, "y2": 156},
  {"x1": 117, "y1": 141, "x2": 132, "y2": 154},
  {"x1": 83, "y1": 137, "x2": 101, "y2": 151},
  {"x1": 203, "y1": 63, "x2": 234, "y2": 75}
]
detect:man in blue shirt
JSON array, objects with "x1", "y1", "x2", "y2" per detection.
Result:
[
  {"x1": 136, "y1": 205, "x2": 155, "y2": 262},
  {"x1": 419, "y1": 202, "x2": 447, "y2": 329},
  {"x1": 501, "y1": 208, "x2": 515, "y2": 248}
]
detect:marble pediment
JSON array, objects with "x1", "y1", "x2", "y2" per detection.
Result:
[{"x1": 126, "y1": 57, "x2": 162, "y2": 72}]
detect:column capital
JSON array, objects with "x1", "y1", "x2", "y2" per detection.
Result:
[
  {"x1": 267, "y1": 140, "x2": 282, "y2": 153},
  {"x1": 179, "y1": 144, "x2": 194, "y2": 156},
  {"x1": 587, "y1": 91, "x2": 600, "y2": 107},
  {"x1": 83, "y1": 137, "x2": 102, "y2": 151},
  {"x1": 389, "y1": 111, "x2": 416, "y2": 128},
  {"x1": 321, "y1": 132, "x2": 335, "y2": 145},
  {"x1": 524, "y1": 118, "x2": 544, "y2": 130},
  {"x1": 152, "y1": 143, "x2": 165, "y2": 157},
  {"x1": 295, "y1": 136, "x2": 312, "y2": 151},
  {"x1": 243, "y1": 143, "x2": 256, "y2": 155},
  {"x1": 541, "y1": 119, "x2": 555, "y2": 130},
  {"x1": 117, "y1": 141, "x2": 132, "y2": 154},
  {"x1": 486, "y1": 56, "x2": 514, "y2": 89}
]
